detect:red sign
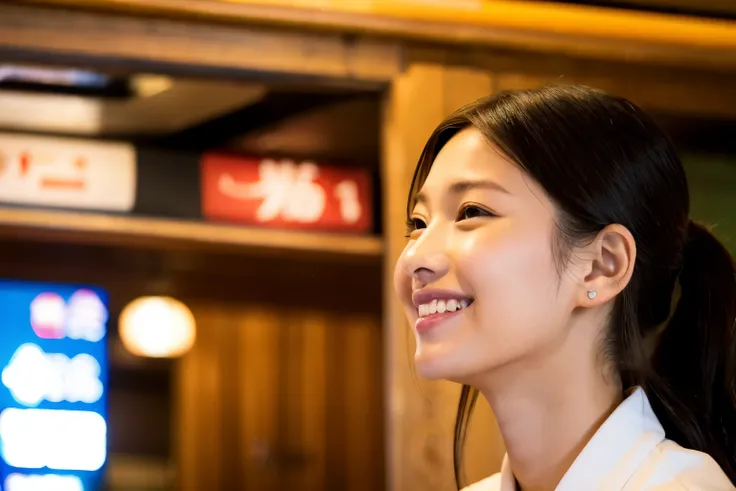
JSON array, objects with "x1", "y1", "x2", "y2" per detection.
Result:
[{"x1": 201, "y1": 153, "x2": 373, "y2": 233}]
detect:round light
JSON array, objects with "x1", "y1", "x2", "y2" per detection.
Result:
[{"x1": 118, "y1": 296, "x2": 195, "y2": 358}]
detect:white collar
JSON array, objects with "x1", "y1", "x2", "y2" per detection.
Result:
[{"x1": 499, "y1": 387, "x2": 666, "y2": 491}]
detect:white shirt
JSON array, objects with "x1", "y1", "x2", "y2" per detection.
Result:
[{"x1": 464, "y1": 387, "x2": 734, "y2": 491}]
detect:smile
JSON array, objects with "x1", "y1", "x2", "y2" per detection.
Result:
[
  {"x1": 417, "y1": 298, "x2": 471, "y2": 318},
  {"x1": 414, "y1": 301, "x2": 472, "y2": 334},
  {"x1": 411, "y1": 289, "x2": 474, "y2": 334}
]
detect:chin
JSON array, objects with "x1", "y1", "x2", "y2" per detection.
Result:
[
  {"x1": 414, "y1": 349, "x2": 470, "y2": 383},
  {"x1": 415, "y1": 361, "x2": 446, "y2": 381},
  {"x1": 415, "y1": 343, "x2": 506, "y2": 386}
]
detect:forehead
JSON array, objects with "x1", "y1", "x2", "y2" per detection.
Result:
[{"x1": 418, "y1": 127, "x2": 530, "y2": 198}]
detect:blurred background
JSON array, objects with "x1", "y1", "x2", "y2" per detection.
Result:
[{"x1": 0, "y1": 1, "x2": 734, "y2": 490}]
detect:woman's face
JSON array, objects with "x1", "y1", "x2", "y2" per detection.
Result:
[{"x1": 394, "y1": 127, "x2": 583, "y2": 383}]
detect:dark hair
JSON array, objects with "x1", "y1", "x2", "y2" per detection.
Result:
[{"x1": 406, "y1": 85, "x2": 736, "y2": 488}]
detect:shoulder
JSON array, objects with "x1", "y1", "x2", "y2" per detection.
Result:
[
  {"x1": 462, "y1": 473, "x2": 502, "y2": 491},
  {"x1": 626, "y1": 439, "x2": 734, "y2": 491}
]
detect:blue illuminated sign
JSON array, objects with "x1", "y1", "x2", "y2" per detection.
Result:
[{"x1": 0, "y1": 280, "x2": 108, "y2": 491}]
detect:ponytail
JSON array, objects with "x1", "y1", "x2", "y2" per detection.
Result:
[{"x1": 648, "y1": 221, "x2": 736, "y2": 482}]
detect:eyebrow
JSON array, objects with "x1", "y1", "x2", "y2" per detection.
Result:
[{"x1": 414, "y1": 179, "x2": 510, "y2": 206}]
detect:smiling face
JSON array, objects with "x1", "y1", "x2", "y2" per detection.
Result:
[{"x1": 394, "y1": 127, "x2": 586, "y2": 383}]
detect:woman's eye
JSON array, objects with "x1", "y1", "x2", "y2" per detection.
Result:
[
  {"x1": 407, "y1": 217, "x2": 427, "y2": 231},
  {"x1": 404, "y1": 217, "x2": 426, "y2": 237},
  {"x1": 458, "y1": 205, "x2": 492, "y2": 221}
]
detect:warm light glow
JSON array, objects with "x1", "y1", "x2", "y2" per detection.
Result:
[
  {"x1": 130, "y1": 74, "x2": 174, "y2": 98},
  {"x1": 119, "y1": 296, "x2": 196, "y2": 358}
]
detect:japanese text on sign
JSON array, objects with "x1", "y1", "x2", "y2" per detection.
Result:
[
  {"x1": 0, "y1": 281, "x2": 109, "y2": 485},
  {"x1": 2, "y1": 344, "x2": 104, "y2": 407},
  {"x1": 30, "y1": 290, "x2": 107, "y2": 342},
  {"x1": 0, "y1": 133, "x2": 136, "y2": 212},
  {"x1": 202, "y1": 154, "x2": 373, "y2": 233}
]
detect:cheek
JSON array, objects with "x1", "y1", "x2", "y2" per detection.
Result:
[{"x1": 456, "y1": 223, "x2": 562, "y2": 344}]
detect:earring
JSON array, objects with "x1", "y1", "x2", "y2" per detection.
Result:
[{"x1": 587, "y1": 290, "x2": 597, "y2": 300}]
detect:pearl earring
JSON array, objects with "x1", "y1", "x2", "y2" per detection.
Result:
[{"x1": 587, "y1": 290, "x2": 597, "y2": 300}]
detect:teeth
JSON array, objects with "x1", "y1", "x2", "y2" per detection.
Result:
[
  {"x1": 417, "y1": 298, "x2": 471, "y2": 318},
  {"x1": 437, "y1": 300, "x2": 446, "y2": 313}
]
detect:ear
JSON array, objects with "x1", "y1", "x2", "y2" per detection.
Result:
[{"x1": 577, "y1": 224, "x2": 637, "y2": 307}]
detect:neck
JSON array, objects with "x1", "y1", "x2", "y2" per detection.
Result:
[{"x1": 475, "y1": 320, "x2": 622, "y2": 491}]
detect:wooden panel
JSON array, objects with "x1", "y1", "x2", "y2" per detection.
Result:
[
  {"x1": 0, "y1": 239, "x2": 383, "y2": 322},
  {"x1": 173, "y1": 274, "x2": 384, "y2": 490},
  {"x1": 344, "y1": 314, "x2": 384, "y2": 491},
  {"x1": 296, "y1": 312, "x2": 328, "y2": 490},
  {"x1": 0, "y1": 3, "x2": 403, "y2": 83},
  {"x1": 15, "y1": 0, "x2": 736, "y2": 71},
  {"x1": 492, "y1": 71, "x2": 736, "y2": 119},
  {"x1": 239, "y1": 307, "x2": 281, "y2": 491},
  {"x1": 174, "y1": 306, "x2": 226, "y2": 490},
  {"x1": 0, "y1": 206, "x2": 383, "y2": 258},
  {"x1": 409, "y1": 47, "x2": 736, "y2": 119},
  {"x1": 381, "y1": 63, "x2": 502, "y2": 491}
]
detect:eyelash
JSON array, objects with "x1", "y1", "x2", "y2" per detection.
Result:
[
  {"x1": 404, "y1": 204, "x2": 495, "y2": 237},
  {"x1": 405, "y1": 217, "x2": 424, "y2": 237}
]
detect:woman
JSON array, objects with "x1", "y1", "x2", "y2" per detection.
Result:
[{"x1": 393, "y1": 85, "x2": 736, "y2": 490}]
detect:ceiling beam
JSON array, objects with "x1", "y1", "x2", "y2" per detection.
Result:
[{"x1": 11, "y1": 0, "x2": 736, "y2": 72}]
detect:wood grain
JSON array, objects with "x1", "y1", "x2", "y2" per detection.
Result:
[
  {"x1": 175, "y1": 301, "x2": 384, "y2": 490},
  {"x1": 0, "y1": 206, "x2": 383, "y2": 258},
  {"x1": 0, "y1": 3, "x2": 403, "y2": 82},
  {"x1": 13, "y1": 0, "x2": 736, "y2": 71},
  {"x1": 410, "y1": 47, "x2": 736, "y2": 119}
]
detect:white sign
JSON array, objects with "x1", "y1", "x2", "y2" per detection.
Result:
[
  {"x1": 5, "y1": 473, "x2": 83, "y2": 491},
  {"x1": 0, "y1": 408, "x2": 107, "y2": 471},
  {"x1": 0, "y1": 132, "x2": 136, "y2": 211},
  {"x1": 2, "y1": 344, "x2": 104, "y2": 407}
]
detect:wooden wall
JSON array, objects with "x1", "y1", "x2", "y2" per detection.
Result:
[
  {"x1": 171, "y1": 253, "x2": 385, "y2": 491},
  {"x1": 176, "y1": 298, "x2": 384, "y2": 491}
]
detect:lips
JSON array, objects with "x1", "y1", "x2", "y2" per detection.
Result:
[
  {"x1": 411, "y1": 288, "x2": 473, "y2": 334},
  {"x1": 412, "y1": 288, "x2": 472, "y2": 308}
]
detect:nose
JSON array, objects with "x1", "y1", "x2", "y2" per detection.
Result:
[{"x1": 401, "y1": 229, "x2": 450, "y2": 287}]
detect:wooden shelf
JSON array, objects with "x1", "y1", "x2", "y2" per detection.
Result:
[
  {"x1": 17, "y1": 0, "x2": 736, "y2": 71},
  {"x1": 0, "y1": 206, "x2": 383, "y2": 258}
]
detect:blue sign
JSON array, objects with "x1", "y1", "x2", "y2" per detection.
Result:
[{"x1": 0, "y1": 279, "x2": 108, "y2": 491}]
